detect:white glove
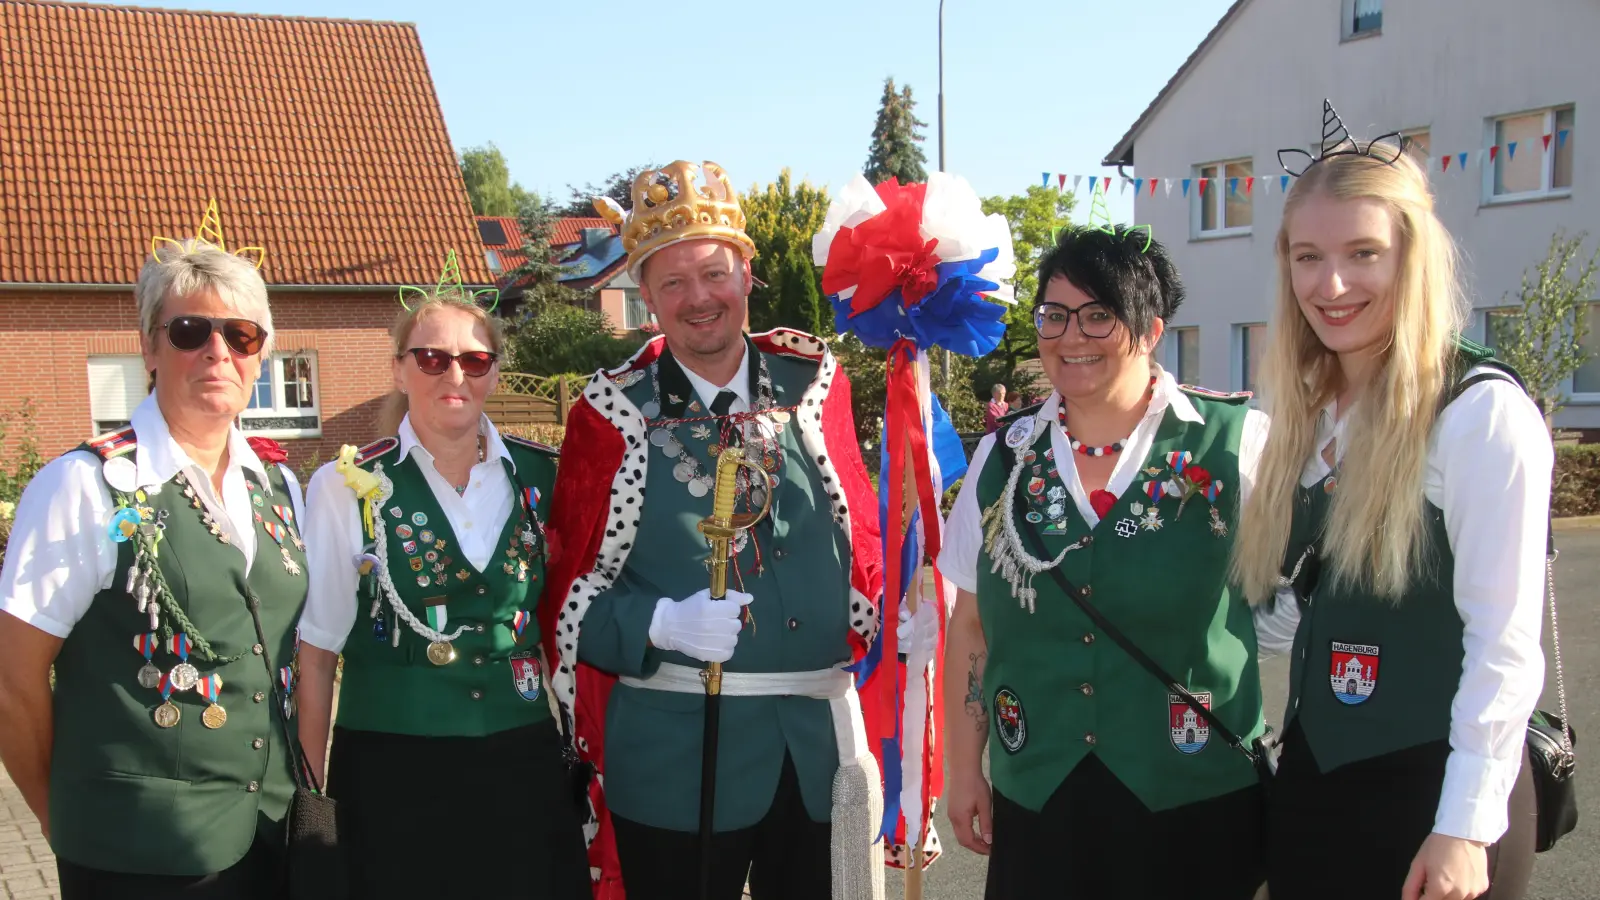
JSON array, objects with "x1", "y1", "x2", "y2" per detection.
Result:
[
  {"x1": 898, "y1": 599, "x2": 941, "y2": 673},
  {"x1": 648, "y1": 588, "x2": 755, "y2": 664}
]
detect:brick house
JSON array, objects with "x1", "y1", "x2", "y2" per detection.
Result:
[
  {"x1": 477, "y1": 215, "x2": 651, "y2": 335},
  {"x1": 0, "y1": 0, "x2": 492, "y2": 466}
]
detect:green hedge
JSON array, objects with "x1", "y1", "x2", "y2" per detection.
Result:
[{"x1": 1553, "y1": 445, "x2": 1600, "y2": 518}]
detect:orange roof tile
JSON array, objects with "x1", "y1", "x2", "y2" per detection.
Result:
[
  {"x1": 551, "y1": 217, "x2": 617, "y2": 247},
  {"x1": 0, "y1": 0, "x2": 491, "y2": 286}
]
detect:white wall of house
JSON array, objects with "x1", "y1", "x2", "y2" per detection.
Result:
[{"x1": 1126, "y1": 0, "x2": 1600, "y2": 428}]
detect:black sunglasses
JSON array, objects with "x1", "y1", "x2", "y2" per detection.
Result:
[
  {"x1": 162, "y1": 316, "x2": 268, "y2": 356},
  {"x1": 400, "y1": 347, "x2": 498, "y2": 377},
  {"x1": 1033, "y1": 301, "x2": 1119, "y2": 340}
]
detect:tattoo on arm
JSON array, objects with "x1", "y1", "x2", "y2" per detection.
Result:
[{"x1": 964, "y1": 652, "x2": 988, "y2": 732}]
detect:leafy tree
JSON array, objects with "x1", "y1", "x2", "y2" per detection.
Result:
[
  {"x1": 505, "y1": 195, "x2": 589, "y2": 316},
  {"x1": 511, "y1": 304, "x2": 643, "y2": 376},
  {"x1": 863, "y1": 78, "x2": 928, "y2": 186},
  {"x1": 557, "y1": 164, "x2": 661, "y2": 218},
  {"x1": 974, "y1": 184, "x2": 1076, "y2": 393},
  {"x1": 1491, "y1": 230, "x2": 1600, "y2": 422},
  {"x1": 459, "y1": 143, "x2": 535, "y2": 217},
  {"x1": 744, "y1": 170, "x2": 832, "y2": 336}
]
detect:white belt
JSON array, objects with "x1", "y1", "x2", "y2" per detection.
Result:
[{"x1": 619, "y1": 661, "x2": 882, "y2": 899}]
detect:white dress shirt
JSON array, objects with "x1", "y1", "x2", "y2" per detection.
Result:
[
  {"x1": 679, "y1": 343, "x2": 751, "y2": 414},
  {"x1": 939, "y1": 366, "x2": 1270, "y2": 594},
  {"x1": 1251, "y1": 367, "x2": 1552, "y2": 843},
  {"x1": 0, "y1": 394, "x2": 294, "y2": 638},
  {"x1": 297, "y1": 414, "x2": 518, "y2": 653}
]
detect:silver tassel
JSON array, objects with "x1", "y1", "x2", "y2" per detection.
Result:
[
  {"x1": 830, "y1": 754, "x2": 885, "y2": 900},
  {"x1": 147, "y1": 600, "x2": 160, "y2": 631}
]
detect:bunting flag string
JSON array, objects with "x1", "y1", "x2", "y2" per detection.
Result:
[{"x1": 1038, "y1": 130, "x2": 1572, "y2": 200}]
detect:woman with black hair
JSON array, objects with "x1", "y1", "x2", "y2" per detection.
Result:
[{"x1": 939, "y1": 224, "x2": 1271, "y2": 899}]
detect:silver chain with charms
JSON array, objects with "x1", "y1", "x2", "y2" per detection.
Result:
[{"x1": 982, "y1": 414, "x2": 1088, "y2": 614}]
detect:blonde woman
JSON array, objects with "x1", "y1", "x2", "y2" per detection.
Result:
[
  {"x1": 1241, "y1": 119, "x2": 1550, "y2": 900},
  {"x1": 296, "y1": 290, "x2": 589, "y2": 898}
]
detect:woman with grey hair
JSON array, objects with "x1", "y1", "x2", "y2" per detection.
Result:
[{"x1": 0, "y1": 233, "x2": 307, "y2": 899}]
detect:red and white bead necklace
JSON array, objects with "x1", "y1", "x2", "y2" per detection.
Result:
[{"x1": 1055, "y1": 375, "x2": 1158, "y2": 457}]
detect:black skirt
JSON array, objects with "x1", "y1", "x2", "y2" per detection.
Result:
[
  {"x1": 984, "y1": 754, "x2": 1265, "y2": 900},
  {"x1": 327, "y1": 719, "x2": 590, "y2": 899},
  {"x1": 1267, "y1": 721, "x2": 1536, "y2": 900}
]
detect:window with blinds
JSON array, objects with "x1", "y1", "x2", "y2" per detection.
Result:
[{"x1": 87, "y1": 356, "x2": 148, "y2": 433}]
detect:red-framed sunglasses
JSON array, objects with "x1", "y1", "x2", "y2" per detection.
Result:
[
  {"x1": 399, "y1": 347, "x2": 498, "y2": 377},
  {"x1": 162, "y1": 316, "x2": 268, "y2": 356}
]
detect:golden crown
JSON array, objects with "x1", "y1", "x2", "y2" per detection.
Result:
[{"x1": 593, "y1": 160, "x2": 756, "y2": 275}]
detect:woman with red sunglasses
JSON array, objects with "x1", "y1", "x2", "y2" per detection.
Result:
[
  {"x1": 294, "y1": 289, "x2": 590, "y2": 898},
  {"x1": 0, "y1": 238, "x2": 306, "y2": 899}
]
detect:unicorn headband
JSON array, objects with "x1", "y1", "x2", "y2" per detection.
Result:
[
  {"x1": 1050, "y1": 181, "x2": 1154, "y2": 252},
  {"x1": 398, "y1": 249, "x2": 500, "y2": 313},
  {"x1": 150, "y1": 199, "x2": 266, "y2": 269},
  {"x1": 1278, "y1": 99, "x2": 1406, "y2": 177}
]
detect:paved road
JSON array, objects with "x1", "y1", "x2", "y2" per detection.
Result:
[
  {"x1": 4, "y1": 524, "x2": 1596, "y2": 899},
  {"x1": 889, "y1": 521, "x2": 1600, "y2": 900}
]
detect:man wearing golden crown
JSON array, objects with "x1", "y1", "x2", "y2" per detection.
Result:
[{"x1": 537, "y1": 161, "x2": 890, "y2": 900}]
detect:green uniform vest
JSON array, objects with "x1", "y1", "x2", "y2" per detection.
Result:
[
  {"x1": 1284, "y1": 342, "x2": 1519, "y2": 772},
  {"x1": 336, "y1": 440, "x2": 556, "y2": 737},
  {"x1": 975, "y1": 394, "x2": 1265, "y2": 813},
  {"x1": 49, "y1": 438, "x2": 306, "y2": 876},
  {"x1": 576, "y1": 347, "x2": 854, "y2": 832}
]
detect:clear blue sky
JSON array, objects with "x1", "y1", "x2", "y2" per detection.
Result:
[{"x1": 143, "y1": 0, "x2": 1236, "y2": 223}]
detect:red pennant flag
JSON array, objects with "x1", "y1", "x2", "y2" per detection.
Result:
[
  {"x1": 1058, "y1": 173, "x2": 1067, "y2": 190},
  {"x1": 1442, "y1": 155, "x2": 1451, "y2": 172},
  {"x1": 1245, "y1": 176, "x2": 1255, "y2": 195},
  {"x1": 1490, "y1": 145, "x2": 1499, "y2": 163},
  {"x1": 1543, "y1": 133, "x2": 1554, "y2": 151},
  {"x1": 1198, "y1": 177, "x2": 1209, "y2": 195},
  {"x1": 1149, "y1": 179, "x2": 1159, "y2": 196}
]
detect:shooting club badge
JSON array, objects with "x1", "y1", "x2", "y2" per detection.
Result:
[
  {"x1": 510, "y1": 651, "x2": 541, "y2": 702},
  {"x1": 1169, "y1": 691, "x2": 1212, "y2": 755},
  {"x1": 1329, "y1": 642, "x2": 1380, "y2": 705},
  {"x1": 994, "y1": 687, "x2": 1026, "y2": 754},
  {"x1": 1004, "y1": 416, "x2": 1036, "y2": 450}
]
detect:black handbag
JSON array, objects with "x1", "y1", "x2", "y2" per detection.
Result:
[
  {"x1": 1528, "y1": 544, "x2": 1577, "y2": 852},
  {"x1": 1016, "y1": 518, "x2": 1277, "y2": 787},
  {"x1": 246, "y1": 591, "x2": 348, "y2": 899}
]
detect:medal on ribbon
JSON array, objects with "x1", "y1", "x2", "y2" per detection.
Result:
[
  {"x1": 197, "y1": 674, "x2": 227, "y2": 729},
  {"x1": 153, "y1": 671, "x2": 181, "y2": 728},
  {"x1": 425, "y1": 603, "x2": 456, "y2": 665},
  {"x1": 133, "y1": 632, "x2": 161, "y2": 689},
  {"x1": 167, "y1": 633, "x2": 199, "y2": 691},
  {"x1": 512, "y1": 609, "x2": 530, "y2": 643}
]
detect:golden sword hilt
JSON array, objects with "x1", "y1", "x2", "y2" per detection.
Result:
[{"x1": 696, "y1": 446, "x2": 775, "y2": 696}]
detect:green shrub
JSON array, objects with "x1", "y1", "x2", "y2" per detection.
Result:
[
  {"x1": 510, "y1": 304, "x2": 647, "y2": 377},
  {"x1": 1553, "y1": 445, "x2": 1600, "y2": 518}
]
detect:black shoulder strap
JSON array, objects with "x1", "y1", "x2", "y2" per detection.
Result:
[{"x1": 994, "y1": 441, "x2": 1260, "y2": 765}]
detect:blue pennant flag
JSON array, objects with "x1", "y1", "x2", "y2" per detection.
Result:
[
  {"x1": 1181, "y1": 179, "x2": 1192, "y2": 198},
  {"x1": 1559, "y1": 129, "x2": 1570, "y2": 148},
  {"x1": 1042, "y1": 172, "x2": 1050, "y2": 188},
  {"x1": 1134, "y1": 178, "x2": 1144, "y2": 193},
  {"x1": 1280, "y1": 174, "x2": 1290, "y2": 192},
  {"x1": 1228, "y1": 177, "x2": 1239, "y2": 196},
  {"x1": 1508, "y1": 141, "x2": 1518, "y2": 161},
  {"x1": 1458, "y1": 152, "x2": 1468, "y2": 170},
  {"x1": 1088, "y1": 176, "x2": 1098, "y2": 194}
]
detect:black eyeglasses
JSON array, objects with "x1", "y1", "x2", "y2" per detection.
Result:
[
  {"x1": 1033, "y1": 301, "x2": 1119, "y2": 340},
  {"x1": 162, "y1": 316, "x2": 268, "y2": 356},
  {"x1": 399, "y1": 347, "x2": 498, "y2": 377}
]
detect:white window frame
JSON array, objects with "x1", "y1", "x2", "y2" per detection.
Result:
[
  {"x1": 485, "y1": 249, "x2": 503, "y2": 275},
  {"x1": 86, "y1": 355, "x2": 147, "y2": 434},
  {"x1": 1163, "y1": 326, "x2": 1200, "y2": 385},
  {"x1": 1192, "y1": 158, "x2": 1253, "y2": 239},
  {"x1": 240, "y1": 352, "x2": 322, "y2": 439},
  {"x1": 1234, "y1": 323, "x2": 1268, "y2": 396},
  {"x1": 1483, "y1": 106, "x2": 1575, "y2": 205},
  {"x1": 622, "y1": 288, "x2": 653, "y2": 331},
  {"x1": 1341, "y1": 0, "x2": 1382, "y2": 41}
]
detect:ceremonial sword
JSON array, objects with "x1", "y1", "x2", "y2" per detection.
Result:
[{"x1": 696, "y1": 445, "x2": 774, "y2": 899}]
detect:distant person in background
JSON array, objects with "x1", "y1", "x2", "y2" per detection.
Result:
[{"x1": 985, "y1": 384, "x2": 1010, "y2": 434}]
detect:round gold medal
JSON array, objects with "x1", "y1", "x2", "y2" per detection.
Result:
[
  {"x1": 153, "y1": 701, "x2": 181, "y2": 728},
  {"x1": 426, "y1": 641, "x2": 457, "y2": 666},
  {"x1": 202, "y1": 703, "x2": 228, "y2": 729}
]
